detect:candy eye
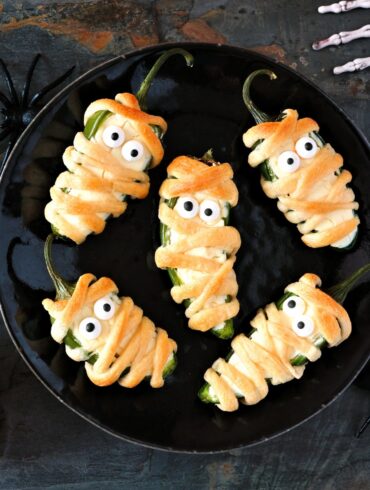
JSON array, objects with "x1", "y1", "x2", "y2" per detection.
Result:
[
  {"x1": 292, "y1": 315, "x2": 314, "y2": 337},
  {"x1": 93, "y1": 296, "x2": 116, "y2": 320},
  {"x1": 176, "y1": 196, "x2": 199, "y2": 219},
  {"x1": 278, "y1": 151, "x2": 301, "y2": 173},
  {"x1": 121, "y1": 140, "x2": 144, "y2": 161},
  {"x1": 102, "y1": 126, "x2": 125, "y2": 148},
  {"x1": 295, "y1": 136, "x2": 319, "y2": 159},
  {"x1": 282, "y1": 296, "x2": 306, "y2": 317},
  {"x1": 79, "y1": 317, "x2": 102, "y2": 340},
  {"x1": 199, "y1": 199, "x2": 221, "y2": 223}
]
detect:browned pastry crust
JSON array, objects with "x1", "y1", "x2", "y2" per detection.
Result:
[
  {"x1": 155, "y1": 156, "x2": 240, "y2": 332},
  {"x1": 204, "y1": 273, "x2": 352, "y2": 411},
  {"x1": 243, "y1": 109, "x2": 359, "y2": 248},
  {"x1": 45, "y1": 93, "x2": 167, "y2": 244},
  {"x1": 42, "y1": 273, "x2": 177, "y2": 388},
  {"x1": 84, "y1": 93, "x2": 167, "y2": 167}
]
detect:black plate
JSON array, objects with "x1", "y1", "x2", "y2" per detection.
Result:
[{"x1": 0, "y1": 43, "x2": 369, "y2": 453}]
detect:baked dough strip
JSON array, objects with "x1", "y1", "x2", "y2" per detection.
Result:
[
  {"x1": 45, "y1": 93, "x2": 166, "y2": 244},
  {"x1": 43, "y1": 272, "x2": 177, "y2": 389},
  {"x1": 202, "y1": 273, "x2": 353, "y2": 412},
  {"x1": 242, "y1": 69, "x2": 359, "y2": 249},
  {"x1": 155, "y1": 155, "x2": 241, "y2": 333}
]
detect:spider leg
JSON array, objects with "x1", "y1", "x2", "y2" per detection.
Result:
[
  {"x1": 29, "y1": 64, "x2": 75, "y2": 107},
  {"x1": 0, "y1": 59, "x2": 19, "y2": 104},
  {"x1": 22, "y1": 53, "x2": 41, "y2": 107},
  {"x1": 0, "y1": 126, "x2": 11, "y2": 141},
  {"x1": 0, "y1": 133, "x2": 18, "y2": 170},
  {"x1": 0, "y1": 90, "x2": 11, "y2": 108}
]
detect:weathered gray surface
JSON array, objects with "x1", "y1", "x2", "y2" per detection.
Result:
[{"x1": 0, "y1": 0, "x2": 369, "y2": 488}]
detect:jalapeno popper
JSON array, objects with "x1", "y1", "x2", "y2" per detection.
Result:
[
  {"x1": 45, "y1": 49, "x2": 193, "y2": 244},
  {"x1": 199, "y1": 264, "x2": 370, "y2": 411},
  {"x1": 155, "y1": 153, "x2": 241, "y2": 339},
  {"x1": 242, "y1": 69, "x2": 359, "y2": 249},
  {"x1": 42, "y1": 235, "x2": 177, "y2": 388}
]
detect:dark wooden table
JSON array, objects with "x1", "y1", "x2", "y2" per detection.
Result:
[{"x1": 0, "y1": 1, "x2": 369, "y2": 488}]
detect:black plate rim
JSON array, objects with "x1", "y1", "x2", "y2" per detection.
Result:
[{"x1": 0, "y1": 41, "x2": 369, "y2": 454}]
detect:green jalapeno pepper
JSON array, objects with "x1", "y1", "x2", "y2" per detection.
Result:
[
  {"x1": 242, "y1": 69, "x2": 358, "y2": 250},
  {"x1": 159, "y1": 151, "x2": 236, "y2": 340},
  {"x1": 83, "y1": 109, "x2": 112, "y2": 140},
  {"x1": 44, "y1": 234, "x2": 176, "y2": 376},
  {"x1": 199, "y1": 263, "x2": 370, "y2": 404},
  {"x1": 82, "y1": 48, "x2": 194, "y2": 142},
  {"x1": 51, "y1": 48, "x2": 194, "y2": 241}
]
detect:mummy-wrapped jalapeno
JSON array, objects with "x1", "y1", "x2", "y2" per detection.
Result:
[
  {"x1": 242, "y1": 69, "x2": 360, "y2": 249},
  {"x1": 155, "y1": 153, "x2": 241, "y2": 339},
  {"x1": 42, "y1": 235, "x2": 177, "y2": 388},
  {"x1": 199, "y1": 264, "x2": 370, "y2": 412},
  {"x1": 45, "y1": 49, "x2": 193, "y2": 244}
]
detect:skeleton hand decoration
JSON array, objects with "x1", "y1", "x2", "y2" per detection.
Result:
[
  {"x1": 312, "y1": 24, "x2": 370, "y2": 50},
  {"x1": 318, "y1": 0, "x2": 370, "y2": 13},
  {"x1": 313, "y1": 2, "x2": 370, "y2": 74},
  {"x1": 333, "y1": 56, "x2": 370, "y2": 74}
]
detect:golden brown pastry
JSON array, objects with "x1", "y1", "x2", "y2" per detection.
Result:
[
  {"x1": 44, "y1": 48, "x2": 194, "y2": 244},
  {"x1": 44, "y1": 92, "x2": 167, "y2": 244},
  {"x1": 242, "y1": 69, "x2": 359, "y2": 249},
  {"x1": 199, "y1": 269, "x2": 367, "y2": 412},
  {"x1": 155, "y1": 154, "x2": 241, "y2": 339},
  {"x1": 42, "y1": 236, "x2": 177, "y2": 388}
]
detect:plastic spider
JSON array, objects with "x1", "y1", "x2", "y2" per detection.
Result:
[{"x1": 0, "y1": 54, "x2": 75, "y2": 168}]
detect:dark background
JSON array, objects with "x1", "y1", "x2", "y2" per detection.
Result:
[{"x1": 0, "y1": 1, "x2": 369, "y2": 488}]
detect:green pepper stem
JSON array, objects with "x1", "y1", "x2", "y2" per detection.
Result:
[
  {"x1": 202, "y1": 149, "x2": 214, "y2": 161},
  {"x1": 44, "y1": 234, "x2": 75, "y2": 301},
  {"x1": 326, "y1": 263, "x2": 370, "y2": 305},
  {"x1": 136, "y1": 48, "x2": 194, "y2": 111},
  {"x1": 200, "y1": 148, "x2": 221, "y2": 166},
  {"x1": 242, "y1": 69, "x2": 277, "y2": 124}
]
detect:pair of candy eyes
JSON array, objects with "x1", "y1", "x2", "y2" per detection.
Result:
[
  {"x1": 176, "y1": 197, "x2": 221, "y2": 223},
  {"x1": 78, "y1": 296, "x2": 116, "y2": 340},
  {"x1": 102, "y1": 125, "x2": 145, "y2": 162},
  {"x1": 282, "y1": 296, "x2": 315, "y2": 337},
  {"x1": 278, "y1": 136, "x2": 319, "y2": 174}
]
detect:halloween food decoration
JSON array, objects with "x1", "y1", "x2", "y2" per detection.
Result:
[
  {"x1": 155, "y1": 152, "x2": 241, "y2": 339},
  {"x1": 44, "y1": 48, "x2": 193, "y2": 244},
  {"x1": 42, "y1": 235, "x2": 177, "y2": 388},
  {"x1": 242, "y1": 69, "x2": 359, "y2": 249},
  {"x1": 199, "y1": 264, "x2": 370, "y2": 412}
]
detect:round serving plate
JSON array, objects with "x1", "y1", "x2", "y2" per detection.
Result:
[{"x1": 0, "y1": 42, "x2": 369, "y2": 453}]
